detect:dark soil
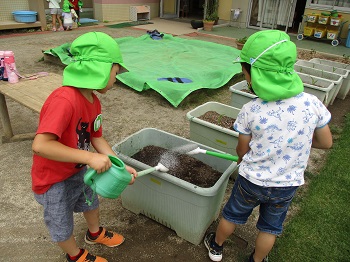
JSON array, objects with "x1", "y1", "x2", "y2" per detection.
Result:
[
  {"x1": 198, "y1": 111, "x2": 236, "y2": 130},
  {"x1": 131, "y1": 145, "x2": 222, "y2": 188}
]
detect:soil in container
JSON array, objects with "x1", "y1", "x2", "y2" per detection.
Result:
[
  {"x1": 198, "y1": 111, "x2": 236, "y2": 130},
  {"x1": 131, "y1": 145, "x2": 222, "y2": 188}
]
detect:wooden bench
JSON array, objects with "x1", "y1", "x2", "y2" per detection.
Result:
[{"x1": 0, "y1": 73, "x2": 61, "y2": 143}]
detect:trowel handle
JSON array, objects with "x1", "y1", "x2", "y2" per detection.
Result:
[
  {"x1": 205, "y1": 150, "x2": 239, "y2": 162},
  {"x1": 137, "y1": 167, "x2": 156, "y2": 177}
]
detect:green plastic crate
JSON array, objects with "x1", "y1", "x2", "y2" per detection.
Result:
[
  {"x1": 186, "y1": 101, "x2": 240, "y2": 155},
  {"x1": 112, "y1": 128, "x2": 237, "y2": 245}
]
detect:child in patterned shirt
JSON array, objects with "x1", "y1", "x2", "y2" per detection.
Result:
[{"x1": 204, "y1": 30, "x2": 333, "y2": 262}]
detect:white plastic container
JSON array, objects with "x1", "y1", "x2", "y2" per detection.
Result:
[
  {"x1": 297, "y1": 72, "x2": 335, "y2": 106},
  {"x1": 294, "y1": 64, "x2": 343, "y2": 105},
  {"x1": 186, "y1": 101, "x2": 240, "y2": 155},
  {"x1": 309, "y1": 58, "x2": 350, "y2": 99},
  {"x1": 229, "y1": 80, "x2": 258, "y2": 109},
  {"x1": 296, "y1": 59, "x2": 349, "y2": 101},
  {"x1": 112, "y1": 128, "x2": 237, "y2": 245}
]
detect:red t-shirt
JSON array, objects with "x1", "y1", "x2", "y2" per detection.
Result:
[
  {"x1": 69, "y1": 0, "x2": 79, "y2": 10},
  {"x1": 31, "y1": 86, "x2": 102, "y2": 194}
]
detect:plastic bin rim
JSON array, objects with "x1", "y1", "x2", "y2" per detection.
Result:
[
  {"x1": 186, "y1": 102, "x2": 240, "y2": 136},
  {"x1": 12, "y1": 11, "x2": 37, "y2": 15}
]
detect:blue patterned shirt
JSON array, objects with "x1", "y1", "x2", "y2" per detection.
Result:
[{"x1": 233, "y1": 92, "x2": 331, "y2": 187}]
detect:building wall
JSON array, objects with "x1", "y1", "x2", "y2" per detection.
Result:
[
  {"x1": 93, "y1": 0, "x2": 159, "y2": 22},
  {"x1": 219, "y1": 0, "x2": 249, "y2": 28},
  {"x1": 0, "y1": 0, "x2": 29, "y2": 21}
]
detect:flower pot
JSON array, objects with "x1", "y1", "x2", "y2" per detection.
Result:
[
  {"x1": 112, "y1": 128, "x2": 237, "y2": 245},
  {"x1": 229, "y1": 80, "x2": 257, "y2": 109},
  {"x1": 297, "y1": 72, "x2": 335, "y2": 106},
  {"x1": 190, "y1": 20, "x2": 203, "y2": 29},
  {"x1": 294, "y1": 64, "x2": 343, "y2": 105},
  {"x1": 186, "y1": 102, "x2": 240, "y2": 155},
  {"x1": 203, "y1": 20, "x2": 215, "y2": 31},
  {"x1": 309, "y1": 58, "x2": 350, "y2": 99},
  {"x1": 236, "y1": 42, "x2": 244, "y2": 50}
]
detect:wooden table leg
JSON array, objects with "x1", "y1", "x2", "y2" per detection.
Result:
[{"x1": 0, "y1": 93, "x2": 14, "y2": 142}]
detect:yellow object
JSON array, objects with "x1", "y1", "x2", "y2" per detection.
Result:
[
  {"x1": 327, "y1": 30, "x2": 338, "y2": 40},
  {"x1": 304, "y1": 26, "x2": 316, "y2": 36},
  {"x1": 307, "y1": 13, "x2": 319, "y2": 23},
  {"x1": 318, "y1": 15, "x2": 330, "y2": 25},
  {"x1": 330, "y1": 18, "x2": 341, "y2": 26},
  {"x1": 314, "y1": 26, "x2": 327, "y2": 38}
]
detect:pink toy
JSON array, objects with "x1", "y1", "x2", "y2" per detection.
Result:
[
  {"x1": 4, "y1": 51, "x2": 19, "y2": 83},
  {"x1": 0, "y1": 51, "x2": 8, "y2": 81}
]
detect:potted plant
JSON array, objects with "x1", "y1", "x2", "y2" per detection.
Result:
[
  {"x1": 236, "y1": 36, "x2": 248, "y2": 50},
  {"x1": 203, "y1": 0, "x2": 218, "y2": 31}
]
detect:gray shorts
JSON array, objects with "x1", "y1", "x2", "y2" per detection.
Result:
[
  {"x1": 50, "y1": 8, "x2": 61, "y2": 15},
  {"x1": 34, "y1": 168, "x2": 99, "y2": 242}
]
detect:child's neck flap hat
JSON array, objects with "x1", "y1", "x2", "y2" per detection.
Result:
[
  {"x1": 234, "y1": 30, "x2": 303, "y2": 101},
  {"x1": 63, "y1": 32, "x2": 127, "y2": 89}
]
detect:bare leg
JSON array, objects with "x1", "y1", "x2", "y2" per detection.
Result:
[
  {"x1": 58, "y1": 235, "x2": 81, "y2": 257},
  {"x1": 253, "y1": 231, "x2": 276, "y2": 261},
  {"x1": 51, "y1": 14, "x2": 56, "y2": 30},
  {"x1": 215, "y1": 217, "x2": 237, "y2": 246},
  {"x1": 83, "y1": 208, "x2": 100, "y2": 234},
  {"x1": 57, "y1": 15, "x2": 63, "y2": 29}
]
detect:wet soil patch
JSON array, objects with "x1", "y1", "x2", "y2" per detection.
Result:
[
  {"x1": 198, "y1": 111, "x2": 236, "y2": 130},
  {"x1": 131, "y1": 145, "x2": 222, "y2": 188}
]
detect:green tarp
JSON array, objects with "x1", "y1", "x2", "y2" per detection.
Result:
[{"x1": 44, "y1": 33, "x2": 242, "y2": 107}]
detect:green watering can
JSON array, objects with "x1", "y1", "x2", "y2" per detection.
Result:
[{"x1": 83, "y1": 155, "x2": 132, "y2": 203}]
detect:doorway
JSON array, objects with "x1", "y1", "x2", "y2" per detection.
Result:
[
  {"x1": 160, "y1": 0, "x2": 205, "y2": 20},
  {"x1": 247, "y1": 0, "x2": 306, "y2": 33}
]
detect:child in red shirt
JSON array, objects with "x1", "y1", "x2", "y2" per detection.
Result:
[{"x1": 31, "y1": 32, "x2": 136, "y2": 262}]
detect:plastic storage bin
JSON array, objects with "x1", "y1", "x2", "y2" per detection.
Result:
[
  {"x1": 12, "y1": 11, "x2": 37, "y2": 23},
  {"x1": 229, "y1": 80, "x2": 258, "y2": 109},
  {"x1": 296, "y1": 59, "x2": 349, "y2": 100},
  {"x1": 294, "y1": 64, "x2": 343, "y2": 105},
  {"x1": 327, "y1": 30, "x2": 338, "y2": 40},
  {"x1": 309, "y1": 58, "x2": 350, "y2": 99},
  {"x1": 112, "y1": 128, "x2": 237, "y2": 245},
  {"x1": 314, "y1": 26, "x2": 327, "y2": 38},
  {"x1": 186, "y1": 102, "x2": 240, "y2": 155},
  {"x1": 304, "y1": 26, "x2": 316, "y2": 36},
  {"x1": 307, "y1": 13, "x2": 319, "y2": 23},
  {"x1": 297, "y1": 72, "x2": 334, "y2": 106},
  {"x1": 318, "y1": 15, "x2": 330, "y2": 25},
  {"x1": 330, "y1": 17, "x2": 341, "y2": 26}
]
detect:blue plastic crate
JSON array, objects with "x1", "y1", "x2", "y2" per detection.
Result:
[{"x1": 12, "y1": 11, "x2": 37, "y2": 23}]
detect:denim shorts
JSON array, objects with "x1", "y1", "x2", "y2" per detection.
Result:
[
  {"x1": 222, "y1": 175, "x2": 298, "y2": 235},
  {"x1": 34, "y1": 168, "x2": 99, "y2": 242}
]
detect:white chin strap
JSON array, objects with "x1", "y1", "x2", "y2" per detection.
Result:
[{"x1": 250, "y1": 39, "x2": 287, "y2": 65}]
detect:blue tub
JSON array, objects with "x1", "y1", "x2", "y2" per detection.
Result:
[{"x1": 12, "y1": 11, "x2": 37, "y2": 23}]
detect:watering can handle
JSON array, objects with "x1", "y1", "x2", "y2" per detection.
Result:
[
  {"x1": 137, "y1": 167, "x2": 156, "y2": 177},
  {"x1": 84, "y1": 168, "x2": 97, "y2": 186},
  {"x1": 205, "y1": 151, "x2": 239, "y2": 162}
]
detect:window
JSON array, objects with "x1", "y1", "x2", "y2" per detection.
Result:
[{"x1": 309, "y1": 0, "x2": 350, "y2": 10}]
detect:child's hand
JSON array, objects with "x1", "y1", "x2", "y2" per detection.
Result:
[
  {"x1": 88, "y1": 153, "x2": 112, "y2": 174},
  {"x1": 126, "y1": 165, "x2": 137, "y2": 185}
]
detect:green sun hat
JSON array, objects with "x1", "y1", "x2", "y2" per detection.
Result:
[
  {"x1": 234, "y1": 30, "x2": 303, "y2": 101},
  {"x1": 63, "y1": 32, "x2": 127, "y2": 90}
]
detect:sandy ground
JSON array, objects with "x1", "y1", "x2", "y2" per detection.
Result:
[{"x1": 0, "y1": 25, "x2": 348, "y2": 262}]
